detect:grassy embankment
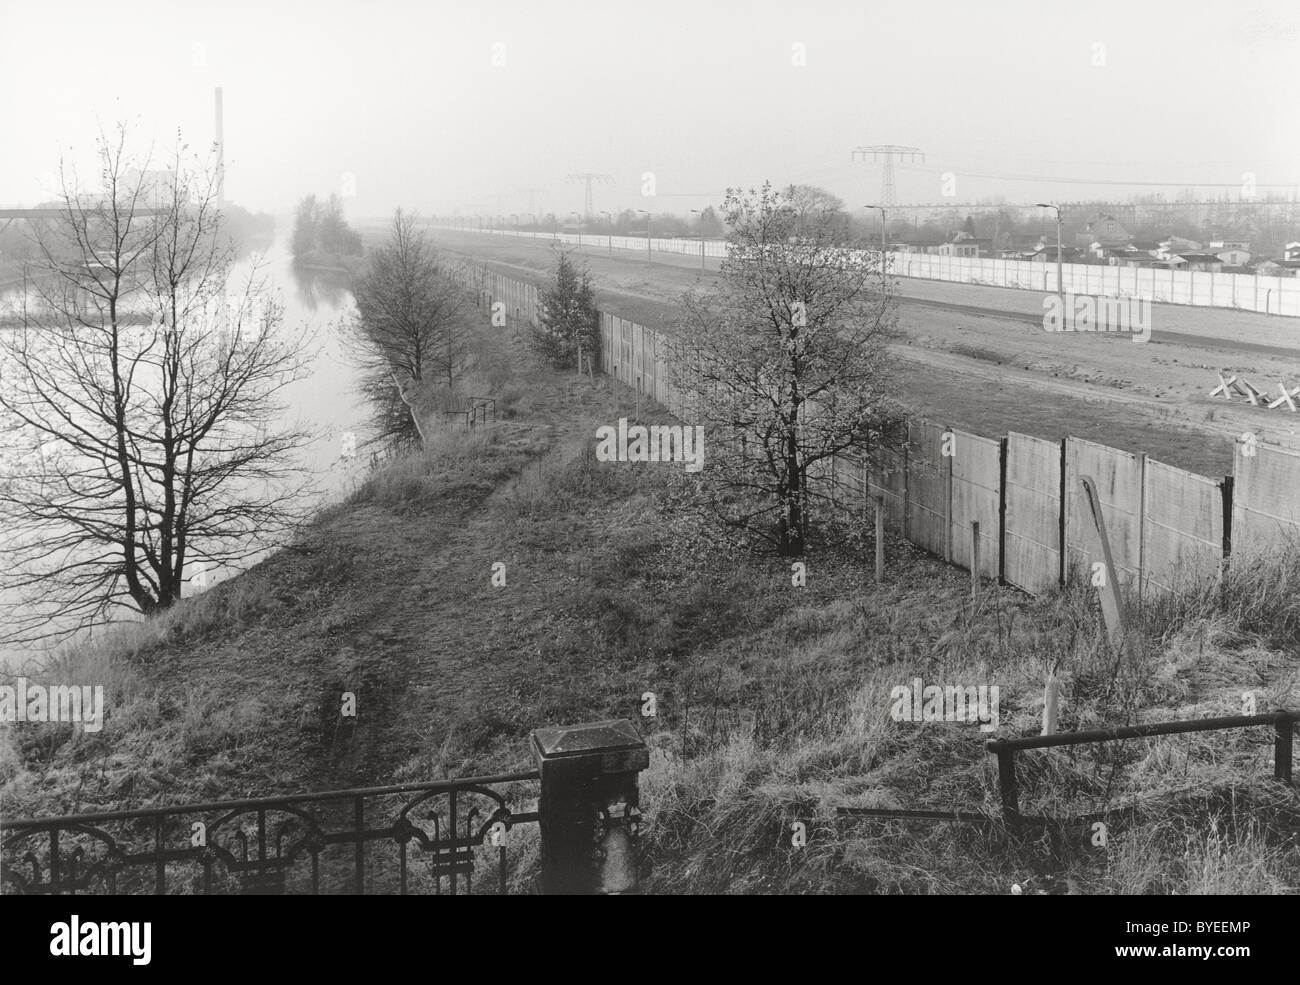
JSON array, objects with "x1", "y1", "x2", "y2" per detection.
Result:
[{"x1": 2, "y1": 283, "x2": 1298, "y2": 895}]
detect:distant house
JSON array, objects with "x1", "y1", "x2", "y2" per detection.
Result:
[
  {"x1": 1209, "y1": 239, "x2": 1250, "y2": 251},
  {"x1": 1106, "y1": 250, "x2": 1153, "y2": 268},
  {"x1": 937, "y1": 231, "x2": 989, "y2": 258},
  {"x1": 995, "y1": 237, "x2": 1045, "y2": 260},
  {"x1": 1029, "y1": 245, "x2": 1085, "y2": 263},
  {"x1": 1157, "y1": 236, "x2": 1203, "y2": 260},
  {"x1": 1258, "y1": 258, "x2": 1300, "y2": 277},
  {"x1": 1284, "y1": 242, "x2": 1300, "y2": 261},
  {"x1": 1175, "y1": 253, "x2": 1225, "y2": 273},
  {"x1": 1213, "y1": 247, "x2": 1253, "y2": 267},
  {"x1": 890, "y1": 238, "x2": 943, "y2": 255},
  {"x1": 1074, "y1": 213, "x2": 1132, "y2": 249}
]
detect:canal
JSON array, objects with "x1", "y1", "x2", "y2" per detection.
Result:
[{"x1": 0, "y1": 235, "x2": 370, "y2": 669}]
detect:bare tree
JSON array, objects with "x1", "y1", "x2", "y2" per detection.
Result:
[
  {"x1": 347, "y1": 209, "x2": 466, "y2": 447},
  {"x1": 782, "y1": 184, "x2": 851, "y2": 243},
  {"x1": 0, "y1": 124, "x2": 315, "y2": 646},
  {"x1": 670, "y1": 182, "x2": 903, "y2": 556}
]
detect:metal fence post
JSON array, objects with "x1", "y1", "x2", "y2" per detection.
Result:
[
  {"x1": 991, "y1": 743, "x2": 1020, "y2": 825},
  {"x1": 531, "y1": 719, "x2": 649, "y2": 894},
  {"x1": 1276, "y1": 715, "x2": 1294, "y2": 785}
]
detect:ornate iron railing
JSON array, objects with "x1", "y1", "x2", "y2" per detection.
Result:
[{"x1": 1, "y1": 771, "x2": 540, "y2": 896}]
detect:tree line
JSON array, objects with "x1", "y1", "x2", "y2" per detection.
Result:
[{"x1": 291, "y1": 193, "x2": 363, "y2": 260}]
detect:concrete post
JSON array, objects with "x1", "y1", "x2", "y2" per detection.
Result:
[{"x1": 531, "y1": 719, "x2": 649, "y2": 894}]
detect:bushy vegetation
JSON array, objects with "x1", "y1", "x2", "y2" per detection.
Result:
[
  {"x1": 4, "y1": 267, "x2": 1297, "y2": 895},
  {"x1": 531, "y1": 252, "x2": 599, "y2": 370},
  {"x1": 291, "y1": 192, "x2": 363, "y2": 259}
]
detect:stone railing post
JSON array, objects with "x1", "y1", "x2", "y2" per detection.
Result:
[{"x1": 530, "y1": 719, "x2": 649, "y2": 894}]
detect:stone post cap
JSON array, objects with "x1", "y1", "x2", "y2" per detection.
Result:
[{"x1": 530, "y1": 719, "x2": 649, "y2": 774}]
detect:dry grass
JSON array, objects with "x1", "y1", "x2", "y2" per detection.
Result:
[{"x1": 4, "y1": 300, "x2": 1298, "y2": 893}]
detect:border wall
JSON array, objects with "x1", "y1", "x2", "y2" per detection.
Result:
[
  {"x1": 439, "y1": 225, "x2": 1300, "y2": 318},
  {"x1": 451, "y1": 258, "x2": 1300, "y2": 598}
]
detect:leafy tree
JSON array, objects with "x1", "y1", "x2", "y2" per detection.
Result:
[
  {"x1": 533, "y1": 252, "x2": 599, "y2": 370},
  {"x1": 698, "y1": 205, "x2": 724, "y2": 238},
  {"x1": 290, "y1": 192, "x2": 362, "y2": 258},
  {"x1": 782, "y1": 184, "x2": 850, "y2": 242},
  {"x1": 348, "y1": 209, "x2": 466, "y2": 447},
  {"x1": 671, "y1": 182, "x2": 903, "y2": 556},
  {"x1": 291, "y1": 194, "x2": 318, "y2": 257}
]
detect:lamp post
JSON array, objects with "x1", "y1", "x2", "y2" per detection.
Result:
[
  {"x1": 864, "y1": 204, "x2": 886, "y2": 281},
  {"x1": 572, "y1": 211, "x2": 582, "y2": 251},
  {"x1": 1035, "y1": 203, "x2": 1063, "y2": 310},
  {"x1": 689, "y1": 208, "x2": 705, "y2": 271},
  {"x1": 600, "y1": 210, "x2": 612, "y2": 255},
  {"x1": 637, "y1": 209, "x2": 651, "y2": 264}
]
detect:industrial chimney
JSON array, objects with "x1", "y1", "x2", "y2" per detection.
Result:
[{"x1": 214, "y1": 86, "x2": 224, "y2": 208}]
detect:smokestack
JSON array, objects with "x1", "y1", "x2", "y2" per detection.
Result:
[{"x1": 214, "y1": 86, "x2": 224, "y2": 208}]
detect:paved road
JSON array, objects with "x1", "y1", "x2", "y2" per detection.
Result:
[{"x1": 899, "y1": 295, "x2": 1300, "y2": 359}]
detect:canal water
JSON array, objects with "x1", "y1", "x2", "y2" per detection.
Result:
[{"x1": 0, "y1": 236, "x2": 370, "y2": 670}]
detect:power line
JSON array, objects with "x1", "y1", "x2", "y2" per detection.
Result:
[
  {"x1": 518, "y1": 187, "x2": 547, "y2": 216},
  {"x1": 564, "y1": 172, "x2": 614, "y2": 217},
  {"x1": 852, "y1": 145, "x2": 925, "y2": 207},
  {"x1": 896, "y1": 162, "x2": 1297, "y2": 189}
]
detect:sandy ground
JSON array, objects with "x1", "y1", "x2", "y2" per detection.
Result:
[{"x1": 429, "y1": 230, "x2": 1300, "y2": 476}]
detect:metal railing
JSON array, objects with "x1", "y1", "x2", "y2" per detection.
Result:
[
  {"x1": 1, "y1": 770, "x2": 540, "y2": 895},
  {"x1": 834, "y1": 712, "x2": 1298, "y2": 839},
  {"x1": 442, "y1": 396, "x2": 496, "y2": 429},
  {"x1": 986, "y1": 711, "x2": 1298, "y2": 824}
]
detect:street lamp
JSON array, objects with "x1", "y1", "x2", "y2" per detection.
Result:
[
  {"x1": 863, "y1": 204, "x2": 887, "y2": 279},
  {"x1": 600, "y1": 210, "x2": 612, "y2": 255},
  {"x1": 689, "y1": 208, "x2": 705, "y2": 271},
  {"x1": 572, "y1": 211, "x2": 582, "y2": 250},
  {"x1": 637, "y1": 209, "x2": 651, "y2": 264},
  {"x1": 1035, "y1": 203, "x2": 1063, "y2": 308}
]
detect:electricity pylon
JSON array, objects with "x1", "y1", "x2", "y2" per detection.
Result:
[
  {"x1": 565, "y1": 172, "x2": 614, "y2": 217},
  {"x1": 851, "y1": 145, "x2": 925, "y2": 207},
  {"x1": 519, "y1": 187, "x2": 548, "y2": 216}
]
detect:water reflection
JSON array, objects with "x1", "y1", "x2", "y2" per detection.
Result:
[
  {"x1": 290, "y1": 258, "x2": 352, "y2": 312},
  {"x1": 0, "y1": 238, "x2": 369, "y2": 668}
]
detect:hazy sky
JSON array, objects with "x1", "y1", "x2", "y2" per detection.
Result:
[{"x1": 2, "y1": 0, "x2": 1297, "y2": 219}]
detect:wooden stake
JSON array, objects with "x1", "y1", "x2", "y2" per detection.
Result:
[
  {"x1": 874, "y1": 495, "x2": 885, "y2": 583},
  {"x1": 1042, "y1": 673, "x2": 1059, "y2": 735},
  {"x1": 1080, "y1": 474, "x2": 1129, "y2": 651},
  {"x1": 970, "y1": 521, "x2": 980, "y2": 601}
]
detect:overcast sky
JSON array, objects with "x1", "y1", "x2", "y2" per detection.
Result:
[{"x1": 2, "y1": 0, "x2": 1297, "y2": 220}]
